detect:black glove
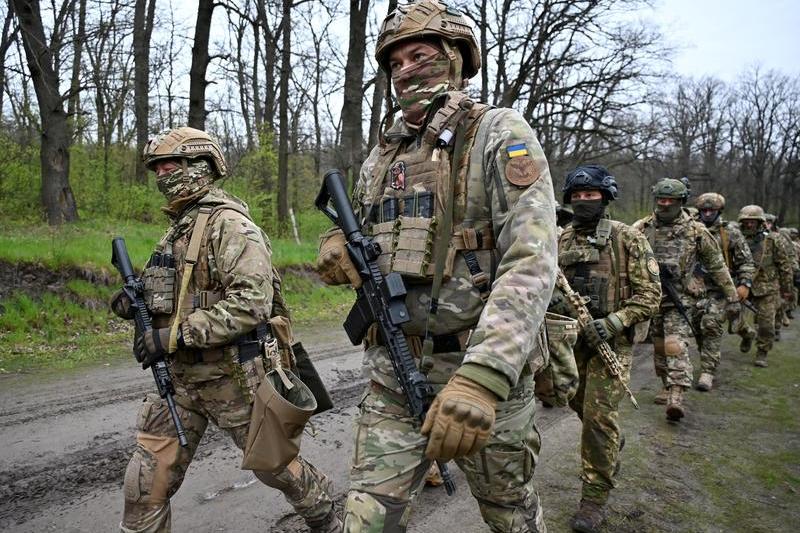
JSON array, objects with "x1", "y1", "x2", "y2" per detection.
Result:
[
  {"x1": 134, "y1": 327, "x2": 174, "y2": 369},
  {"x1": 794, "y1": 271, "x2": 800, "y2": 288},
  {"x1": 581, "y1": 313, "x2": 623, "y2": 348}
]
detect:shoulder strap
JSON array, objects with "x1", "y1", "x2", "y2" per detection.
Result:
[
  {"x1": 169, "y1": 206, "x2": 213, "y2": 351},
  {"x1": 594, "y1": 218, "x2": 613, "y2": 248},
  {"x1": 719, "y1": 225, "x2": 731, "y2": 269}
]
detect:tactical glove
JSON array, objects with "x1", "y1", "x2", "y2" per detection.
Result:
[
  {"x1": 109, "y1": 289, "x2": 135, "y2": 320},
  {"x1": 317, "y1": 228, "x2": 362, "y2": 288},
  {"x1": 724, "y1": 301, "x2": 740, "y2": 322},
  {"x1": 736, "y1": 285, "x2": 750, "y2": 301},
  {"x1": 134, "y1": 327, "x2": 176, "y2": 369},
  {"x1": 421, "y1": 375, "x2": 497, "y2": 461},
  {"x1": 581, "y1": 312, "x2": 623, "y2": 348}
]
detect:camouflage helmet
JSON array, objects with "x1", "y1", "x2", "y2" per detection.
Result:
[
  {"x1": 764, "y1": 213, "x2": 777, "y2": 223},
  {"x1": 375, "y1": 1, "x2": 480, "y2": 79},
  {"x1": 143, "y1": 127, "x2": 228, "y2": 178},
  {"x1": 562, "y1": 164, "x2": 618, "y2": 204},
  {"x1": 695, "y1": 192, "x2": 725, "y2": 211},
  {"x1": 738, "y1": 205, "x2": 766, "y2": 222},
  {"x1": 651, "y1": 178, "x2": 689, "y2": 203}
]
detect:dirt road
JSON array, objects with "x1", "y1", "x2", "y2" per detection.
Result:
[{"x1": 1, "y1": 322, "x2": 798, "y2": 532}]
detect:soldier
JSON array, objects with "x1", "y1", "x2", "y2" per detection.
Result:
[
  {"x1": 557, "y1": 165, "x2": 661, "y2": 532},
  {"x1": 766, "y1": 216, "x2": 799, "y2": 333},
  {"x1": 110, "y1": 127, "x2": 340, "y2": 533},
  {"x1": 737, "y1": 206, "x2": 794, "y2": 367},
  {"x1": 692, "y1": 192, "x2": 755, "y2": 391},
  {"x1": 317, "y1": 2, "x2": 558, "y2": 531},
  {"x1": 633, "y1": 179, "x2": 737, "y2": 421}
]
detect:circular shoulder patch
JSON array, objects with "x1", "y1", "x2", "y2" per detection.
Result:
[
  {"x1": 505, "y1": 156, "x2": 540, "y2": 187},
  {"x1": 647, "y1": 257, "x2": 660, "y2": 277}
]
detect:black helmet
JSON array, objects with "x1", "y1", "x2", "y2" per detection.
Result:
[{"x1": 562, "y1": 165, "x2": 619, "y2": 204}]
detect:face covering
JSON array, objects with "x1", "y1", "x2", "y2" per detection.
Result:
[
  {"x1": 571, "y1": 199, "x2": 606, "y2": 226},
  {"x1": 157, "y1": 160, "x2": 215, "y2": 215},
  {"x1": 699, "y1": 210, "x2": 720, "y2": 226},
  {"x1": 392, "y1": 53, "x2": 452, "y2": 129},
  {"x1": 655, "y1": 202, "x2": 683, "y2": 224},
  {"x1": 741, "y1": 222, "x2": 761, "y2": 237}
]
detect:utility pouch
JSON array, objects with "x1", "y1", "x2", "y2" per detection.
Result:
[
  {"x1": 269, "y1": 315, "x2": 296, "y2": 369},
  {"x1": 241, "y1": 368, "x2": 317, "y2": 472},
  {"x1": 392, "y1": 215, "x2": 438, "y2": 279},
  {"x1": 142, "y1": 265, "x2": 176, "y2": 315},
  {"x1": 533, "y1": 312, "x2": 579, "y2": 408},
  {"x1": 371, "y1": 220, "x2": 398, "y2": 275}
]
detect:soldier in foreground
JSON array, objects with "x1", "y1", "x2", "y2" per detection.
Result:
[
  {"x1": 633, "y1": 179, "x2": 737, "y2": 421},
  {"x1": 557, "y1": 166, "x2": 660, "y2": 532},
  {"x1": 317, "y1": 1, "x2": 557, "y2": 531},
  {"x1": 692, "y1": 193, "x2": 755, "y2": 391},
  {"x1": 737, "y1": 206, "x2": 793, "y2": 367},
  {"x1": 110, "y1": 128, "x2": 339, "y2": 533}
]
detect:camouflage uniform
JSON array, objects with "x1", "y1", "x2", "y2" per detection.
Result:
[
  {"x1": 773, "y1": 228, "x2": 798, "y2": 330},
  {"x1": 739, "y1": 213, "x2": 793, "y2": 363},
  {"x1": 633, "y1": 210, "x2": 736, "y2": 390},
  {"x1": 693, "y1": 217, "x2": 755, "y2": 375},
  {"x1": 327, "y1": 5, "x2": 558, "y2": 531},
  {"x1": 118, "y1": 130, "x2": 336, "y2": 533},
  {"x1": 558, "y1": 216, "x2": 661, "y2": 505}
]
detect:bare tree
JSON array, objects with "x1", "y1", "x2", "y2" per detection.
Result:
[
  {"x1": 134, "y1": 0, "x2": 156, "y2": 183},
  {"x1": 188, "y1": 0, "x2": 214, "y2": 129},
  {"x1": 10, "y1": 0, "x2": 78, "y2": 224},
  {"x1": 339, "y1": 0, "x2": 369, "y2": 185}
]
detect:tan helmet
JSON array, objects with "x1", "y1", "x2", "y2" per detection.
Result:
[
  {"x1": 738, "y1": 205, "x2": 766, "y2": 222},
  {"x1": 695, "y1": 192, "x2": 725, "y2": 211},
  {"x1": 142, "y1": 127, "x2": 228, "y2": 178},
  {"x1": 764, "y1": 213, "x2": 777, "y2": 223},
  {"x1": 375, "y1": 1, "x2": 480, "y2": 79}
]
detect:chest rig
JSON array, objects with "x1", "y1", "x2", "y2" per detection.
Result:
[
  {"x1": 643, "y1": 215, "x2": 701, "y2": 293},
  {"x1": 558, "y1": 219, "x2": 629, "y2": 317},
  {"x1": 361, "y1": 91, "x2": 493, "y2": 297}
]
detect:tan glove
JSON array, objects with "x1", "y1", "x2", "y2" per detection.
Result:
[
  {"x1": 109, "y1": 289, "x2": 135, "y2": 320},
  {"x1": 736, "y1": 285, "x2": 750, "y2": 301},
  {"x1": 317, "y1": 228, "x2": 362, "y2": 288},
  {"x1": 421, "y1": 375, "x2": 497, "y2": 461}
]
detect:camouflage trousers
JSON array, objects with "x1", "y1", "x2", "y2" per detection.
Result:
[
  {"x1": 120, "y1": 358, "x2": 335, "y2": 533},
  {"x1": 650, "y1": 306, "x2": 695, "y2": 388},
  {"x1": 568, "y1": 335, "x2": 632, "y2": 505},
  {"x1": 741, "y1": 293, "x2": 779, "y2": 357},
  {"x1": 344, "y1": 375, "x2": 545, "y2": 533},
  {"x1": 692, "y1": 295, "x2": 725, "y2": 375}
]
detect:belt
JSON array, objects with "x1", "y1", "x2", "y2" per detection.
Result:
[
  {"x1": 172, "y1": 322, "x2": 271, "y2": 364},
  {"x1": 367, "y1": 324, "x2": 470, "y2": 356}
]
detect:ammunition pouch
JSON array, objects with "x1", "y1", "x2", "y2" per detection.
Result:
[
  {"x1": 142, "y1": 265, "x2": 176, "y2": 316},
  {"x1": 392, "y1": 215, "x2": 438, "y2": 279}
]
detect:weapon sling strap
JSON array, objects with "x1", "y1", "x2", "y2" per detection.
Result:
[
  {"x1": 422, "y1": 99, "x2": 475, "y2": 360},
  {"x1": 169, "y1": 206, "x2": 213, "y2": 352}
]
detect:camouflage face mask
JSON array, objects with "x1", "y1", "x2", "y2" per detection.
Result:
[
  {"x1": 392, "y1": 53, "x2": 452, "y2": 130},
  {"x1": 156, "y1": 160, "x2": 214, "y2": 202},
  {"x1": 655, "y1": 202, "x2": 682, "y2": 224}
]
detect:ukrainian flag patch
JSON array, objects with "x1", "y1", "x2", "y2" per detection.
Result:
[{"x1": 506, "y1": 143, "x2": 528, "y2": 158}]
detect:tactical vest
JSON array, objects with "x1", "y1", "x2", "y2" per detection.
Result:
[
  {"x1": 360, "y1": 91, "x2": 494, "y2": 292},
  {"x1": 643, "y1": 215, "x2": 704, "y2": 296},
  {"x1": 558, "y1": 218, "x2": 630, "y2": 317},
  {"x1": 749, "y1": 233, "x2": 778, "y2": 297}
]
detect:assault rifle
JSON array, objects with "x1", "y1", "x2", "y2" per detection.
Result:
[
  {"x1": 556, "y1": 271, "x2": 639, "y2": 409},
  {"x1": 112, "y1": 237, "x2": 188, "y2": 447},
  {"x1": 315, "y1": 169, "x2": 456, "y2": 495},
  {"x1": 657, "y1": 262, "x2": 701, "y2": 339}
]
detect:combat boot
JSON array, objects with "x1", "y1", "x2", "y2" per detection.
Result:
[
  {"x1": 754, "y1": 352, "x2": 768, "y2": 368},
  {"x1": 570, "y1": 499, "x2": 605, "y2": 533},
  {"x1": 774, "y1": 330, "x2": 781, "y2": 342},
  {"x1": 787, "y1": 309, "x2": 794, "y2": 319},
  {"x1": 665, "y1": 386, "x2": 685, "y2": 421},
  {"x1": 654, "y1": 386, "x2": 669, "y2": 405},
  {"x1": 739, "y1": 335, "x2": 753, "y2": 353},
  {"x1": 782, "y1": 315, "x2": 790, "y2": 326},
  {"x1": 696, "y1": 372, "x2": 714, "y2": 392},
  {"x1": 306, "y1": 508, "x2": 342, "y2": 533}
]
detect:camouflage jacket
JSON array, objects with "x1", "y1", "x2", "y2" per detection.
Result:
[
  {"x1": 775, "y1": 230, "x2": 799, "y2": 271},
  {"x1": 702, "y1": 218, "x2": 756, "y2": 290},
  {"x1": 354, "y1": 92, "x2": 558, "y2": 399},
  {"x1": 746, "y1": 231, "x2": 793, "y2": 297},
  {"x1": 151, "y1": 187, "x2": 274, "y2": 350},
  {"x1": 633, "y1": 210, "x2": 736, "y2": 305},
  {"x1": 558, "y1": 219, "x2": 661, "y2": 329}
]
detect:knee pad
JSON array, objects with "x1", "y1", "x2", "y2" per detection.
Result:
[
  {"x1": 344, "y1": 490, "x2": 410, "y2": 533},
  {"x1": 121, "y1": 501, "x2": 171, "y2": 533},
  {"x1": 124, "y1": 433, "x2": 181, "y2": 505},
  {"x1": 664, "y1": 336, "x2": 683, "y2": 357}
]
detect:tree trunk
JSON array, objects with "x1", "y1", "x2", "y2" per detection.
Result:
[
  {"x1": 66, "y1": 0, "x2": 85, "y2": 140},
  {"x1": 0, "y1": 9, "x2": 18, "y2": 118},
  {"x1": 188, "y1": 0, "x2": 214, "y2": 129},
  {"x1": 276, "y1": 0, "x2": 291, "y2": 225},
  {"x1": 134, "y1": 0, "x2": 156, "y2": 183},
  {"x1": 11, "y1": 0, "x2": 78, "y2": 225},
  {"x1": 367, "y1": 0, "x2": 396, "y2": 150},
  {"x1": 340, "y1": 0, "x2": 369, "y2": 186}
]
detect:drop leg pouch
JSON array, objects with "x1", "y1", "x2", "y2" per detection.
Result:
[{"x1": 241, "y1": 368, "x2": 317, "y2": 472}]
